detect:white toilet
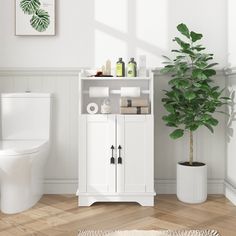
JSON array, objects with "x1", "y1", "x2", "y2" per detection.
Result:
[{"x1": 0, "y1": 93, "x2": 51, "y2": 214}]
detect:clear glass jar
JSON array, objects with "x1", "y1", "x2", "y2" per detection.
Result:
[{"x1": 101, "y1": 98, "x2": 111, "y2": 114}]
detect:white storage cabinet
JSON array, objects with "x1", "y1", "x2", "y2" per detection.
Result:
[{"x1": 77, "y1": 71, "x2": 155, "y2": 206}]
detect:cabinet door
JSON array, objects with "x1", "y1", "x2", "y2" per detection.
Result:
[
  {"x1": 79, "y1": 115, "x2": 116, "y2": 193},
  {"x1": 116, "y1": 115, "x2": 154, "y2": 193}
]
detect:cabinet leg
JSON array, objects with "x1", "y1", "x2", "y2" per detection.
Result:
[
  {"x1": 136, "y1": 196, "x2": 155, "y2": 206},
  {"x1": 78, "y1": 196, "x2": 96, "y2": 206},
  {"x1": 78, "y1": 195, "x2": 155, "y2": 207}
]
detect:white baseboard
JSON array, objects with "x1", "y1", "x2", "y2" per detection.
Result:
[
  {"x1": 44, "y1": 179, "x2": 77, "y2": 194},
  {"x1": 155, "y1": 179, "x2": 176, "y2": 194},
  {"x1": 154, "y1": 179, "x2": 225, "y2": 194},
  {"x1": 225, "y1": 180, "x2": 236, "y2": 205},
  {"x1": 43, "y1": 178, "x2": 225, "y2": 195}
]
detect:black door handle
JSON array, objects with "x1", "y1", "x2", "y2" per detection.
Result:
[
  {"x1": 118, "y1": 145, "x2": 122, "y2": 164},
  {"x1": 110, "y1": 145, "x2": 115, "y2": 164}
]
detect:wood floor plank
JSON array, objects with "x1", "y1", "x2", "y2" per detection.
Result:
[{"x1": 0, "y1": 195, "x2": 235, "y2": 236}]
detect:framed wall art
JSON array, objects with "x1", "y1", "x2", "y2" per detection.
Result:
[{"x1": 15, "y1": 0, "x2": 55, "y2": 36}]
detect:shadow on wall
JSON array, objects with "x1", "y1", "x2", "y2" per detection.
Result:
[
  {"x1": 91, "y1": 0, "x2": 227, "y2": 68},
  {"x1": 80, "y1": 0, "x2": 227, "y2": 181},
  {"x1": 226, "y1": 76, "x2": 236, "y2": 186},
  {"x1": 227, "y1": 0, "x2": 236, "y2": 67},
  {"x1": 92, "y1": 0, "x2": 170, "y2": 68},
  {"x1": 0, "y1": 0, "x2": 227, "y2": 68},
  {"x1": 226, "y1": 90, "x2": 236, "y2": 143}
]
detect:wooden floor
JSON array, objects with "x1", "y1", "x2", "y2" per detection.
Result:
[{"x1": 0, "y1": 195, "x2": 235, "y2": 236}]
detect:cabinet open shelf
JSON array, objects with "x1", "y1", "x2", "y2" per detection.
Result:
[{"x1": 79, "y1": 71, "x2": 154, "y2": 115}]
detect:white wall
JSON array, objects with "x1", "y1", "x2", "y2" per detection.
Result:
[
  {"x1": 0, "y1": 70, "x2": 226, "y2": 194},
  {"x1": 225, "y1": 72, "x2": 236, "y2": 204},
  {"x1": 227, "y1": 0, "x2": 236, "y2": 67},
  {"x1": 0, "y1": 0, "x2": 228, "y2": 68},
  {"x1": 225, "y1": 0, "x2": 236, "y2": 205},
  {"x1": 0, "y1": 0, "x2": 228, "y2": 194}
]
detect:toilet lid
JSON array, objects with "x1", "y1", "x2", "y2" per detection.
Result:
[{"x1": 0, "y1": 140, "x2": 48, "y2": 156}]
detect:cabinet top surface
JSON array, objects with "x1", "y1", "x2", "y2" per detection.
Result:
[{"x1": 80, "y1": 77, "x2": 152, "y2": 80}]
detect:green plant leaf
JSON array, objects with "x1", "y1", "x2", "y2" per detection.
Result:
[
  {"x1": 203, "y1": 69, "x2": 216, "y2": 77},
  {"x1": 211, "y1": 86, "x2": 220, "y2": 91},
  {"x1": 166, "y1": 123, "x2": 178, "y2": 127},
  {"x1": 171, "y1": 49, "x2": 181, "y2": 53},
  {"x1": 162, "y1": 55, "x2": 171, "y2": 61},
  {"x1": 174, "y1": 37, "x2": 190, "y2": 50},
  {"x1": 190, "y1": 31, "x2": 203, "y2": 42},
  {"x1": 175, "y1": 80, "x2": 190, "y2": 89},
  {"x1": 20, "y1": 0, "x2": 41, "y2": 14},
  {"x1": 177, "y1": 23, "x2": 190, "y2": 38},
  {"x1": 162, "y1": 62, "x2": 172, "y2": 65},
  {"x1": 181, "y1": 49, "x2": 194, "y2": 55},
  {"x1": 164, "y1": 104, "x2": 175, "y2": 113},
  {"x1": 184, "y1": 91, "x2": 196, "y2": 100},
  {"x1": 196, "y1": 61, "x2": 208, "y2": 69},
  {"x1": 205, "y1": 63, "x2": 218, "y2": 68},
  {"x1": 193, "y1": 45, "x2": 206, "y2": 51},
  {"x1": 170, "y1": 129, "x2": 184, "y2": 139},
  {"x1": 192, "y1": 69, "x2": 208, "y2": 80},
  {"x1": 199, "y1": 73, "x2": 208, "y2": 80},
  {"x1": 202, "y1": 114, "x2": 211, "y2": 121},
  {"x1": 220, "y1": 97, "x2": 231, "y2": 100},
  {"x1": 209, "y1": 118, "x2": 219, "y2": 126},
  {"x1": 192, "y1": 68, "x2": 202, "y2": 77},
  {"x1": 163, "y1": 114, "x2": 178, "y2": 123},
  {"x1": 200, "y1": 84, "x2": 210, "y2": 91},
  {"x1": 193, "y1": 82, "x2": 201, "y2": 88},
  {"x1": 206, "y1": 57, "x2": 213, "y2": 61},
  {"x1": 204, "y1": 124, "x2": 214, "y2": 133},
  {"x1": 190, "y1": 124, "x2": 199, "y2": 131},
  {"x1": 30, "y1": 9, "x2": 50, "y2": 32},
  {"x1": 160, "y1": 65, "x2": 175, "y2": 74}
]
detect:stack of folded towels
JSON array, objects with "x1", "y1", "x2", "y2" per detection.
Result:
[{"x1": 120, "y1": 97, "x2": 149, "y2": 114}]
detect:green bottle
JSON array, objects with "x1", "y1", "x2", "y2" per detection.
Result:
[
  {"x1": 116, "y1": 58, "x2": 125, "y2": 77},
  {"x1": 127, "y1": 58, "x2": 137, "y2": 77}
]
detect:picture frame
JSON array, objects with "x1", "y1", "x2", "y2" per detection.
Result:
[{"x1": 15, "y1": 0, "x2": 56, "y2": 36}]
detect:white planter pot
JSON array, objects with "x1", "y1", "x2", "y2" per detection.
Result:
[{"x1": 177, "y1": 162, "x2": 207, "y2": 204}]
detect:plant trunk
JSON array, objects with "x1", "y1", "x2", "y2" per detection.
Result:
[{"x1": 189, "y1": 131, "x2": 193, "y2": 165}]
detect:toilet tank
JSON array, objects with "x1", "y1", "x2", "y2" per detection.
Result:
[{"x1": 1, "y1": 93, "x2": 51, "y2": 140}]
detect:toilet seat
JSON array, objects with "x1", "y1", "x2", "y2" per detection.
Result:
[{"x1": 0, "y1": 140, "x2": 48, "y2": 156}]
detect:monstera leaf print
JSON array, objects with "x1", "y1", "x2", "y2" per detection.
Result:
[
  {"x1": 20, "y1": 0, "x2": 41, "y2": 14},
  {"x1": 19, "y1": 0, "x2": 51, "y2": 33},
  {"x1": 30, "y1": 9, "x2": 50, "y2": 32}
]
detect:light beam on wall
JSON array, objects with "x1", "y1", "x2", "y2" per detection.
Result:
[
  {"x1": 95, "y1": 0, "x2": 127, "y2": 33},
  {"x1": 95, "y1": 30, "x2": 127, "y2": 68},
  {"x1": 228, "y1": 0, "x2": 236, "y2": 67}
]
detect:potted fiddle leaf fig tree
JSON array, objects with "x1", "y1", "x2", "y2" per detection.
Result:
[{"x1": 161, "y1": 23, "x2": 230, "y2": 204}]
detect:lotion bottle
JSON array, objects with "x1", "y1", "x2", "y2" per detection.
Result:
[
  {"x1": 116, "y1": 58, "x2": 125, "y2": 77},
  {"x1": 127, "y1": 58, "x2": 137, "y2": 77}
]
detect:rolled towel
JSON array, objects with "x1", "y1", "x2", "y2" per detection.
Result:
[
  {"x1": 120, "y1": 97, "x2": 149, "y2": 107},
  {"x1": 120, "y1": 107, "x2": 149, "y2": 114}
]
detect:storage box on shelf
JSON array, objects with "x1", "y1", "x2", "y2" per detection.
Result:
[{"x1": 77, "y1": 70, "x2": 155, "y2": 206}]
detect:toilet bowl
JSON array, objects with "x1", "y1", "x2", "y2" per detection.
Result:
[{"x1": 0, "y1": 93, "x2": 51, "y2": 214}]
